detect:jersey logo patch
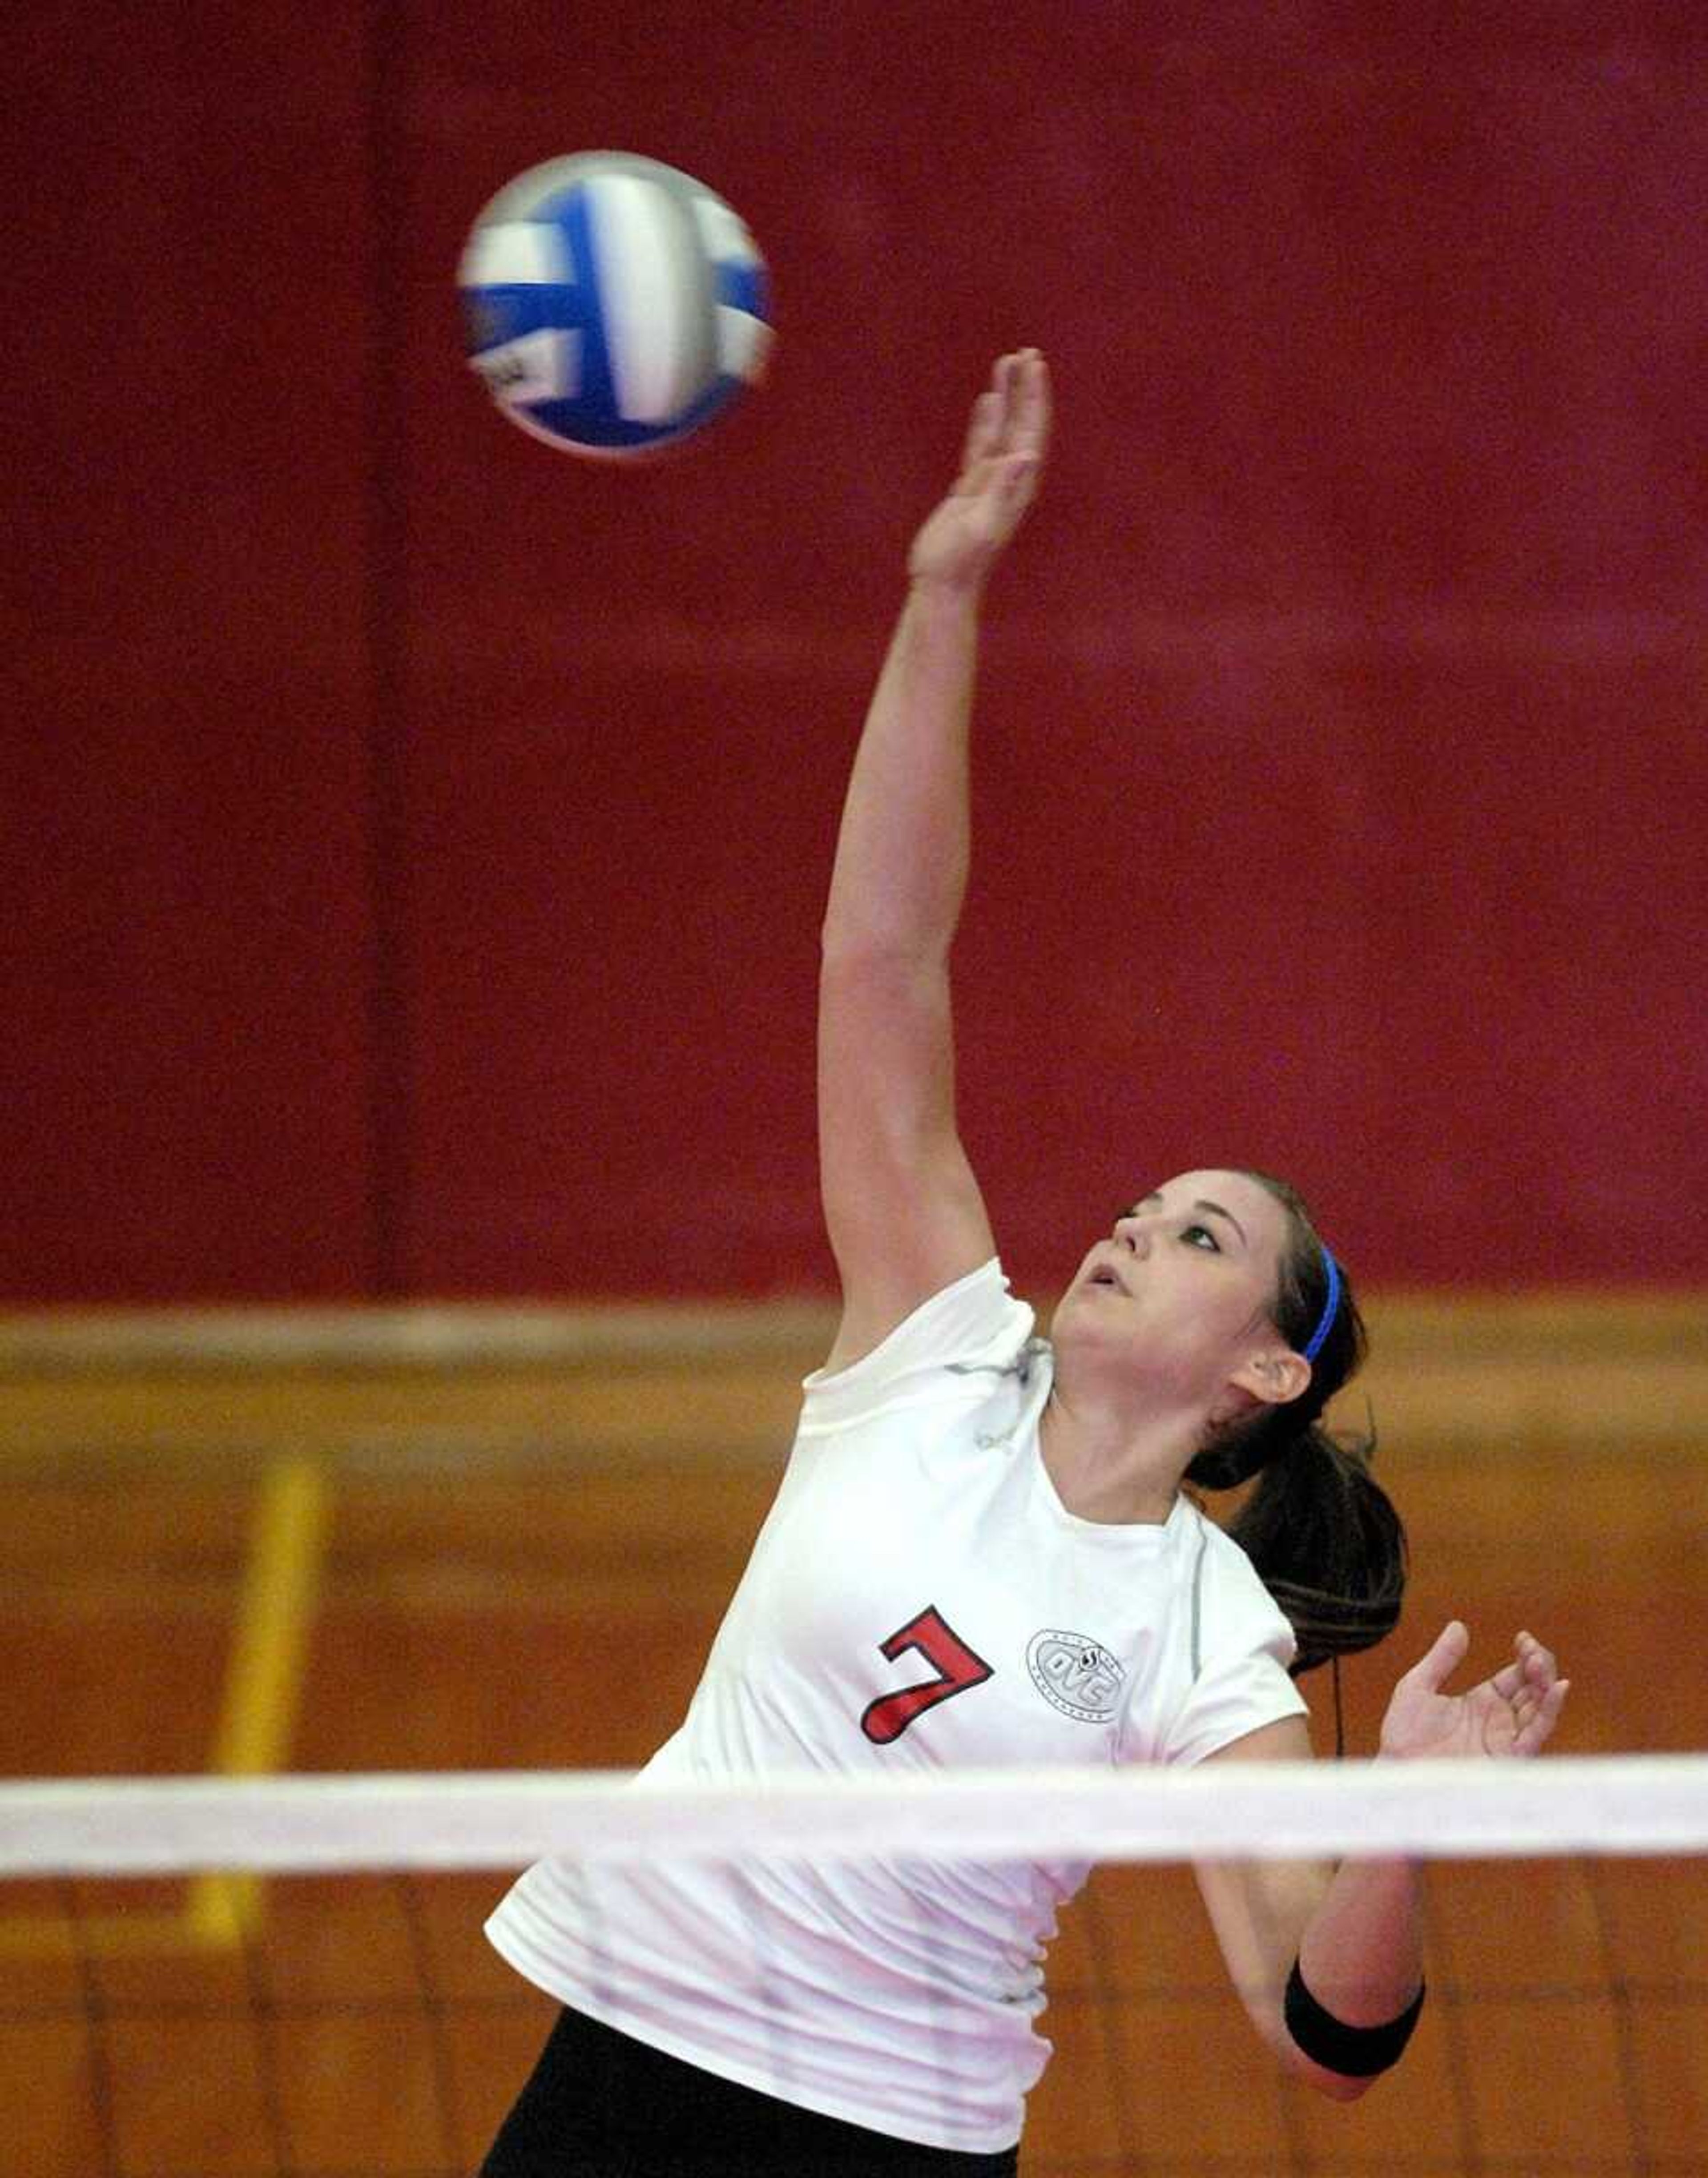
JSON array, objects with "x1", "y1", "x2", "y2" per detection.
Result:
[{"x1": 1027, "y1": 1629, "x2": 1125, "y2": 1723}]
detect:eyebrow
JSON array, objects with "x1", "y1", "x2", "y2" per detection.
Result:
[{"x1": 1129, "y1": 1192, "x2": 1249, "y2": 1246}]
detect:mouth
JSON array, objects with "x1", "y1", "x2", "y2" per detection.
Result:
[{"x1": 1085, "y1": 1252, "x2": 1129, "y2": 1296}]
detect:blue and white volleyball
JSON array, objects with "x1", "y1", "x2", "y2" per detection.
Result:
[{"x1": 458, "y1": 151, "x2": 772, "y2": 459}]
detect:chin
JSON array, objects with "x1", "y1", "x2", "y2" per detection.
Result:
[{"x1": 1050, "y1": 1290, "x2": 1131, "y2": 1357}]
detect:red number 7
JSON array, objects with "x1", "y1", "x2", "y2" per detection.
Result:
[{"x1": 860, "y1": 1605, "x2": 994, "y2": 1746}]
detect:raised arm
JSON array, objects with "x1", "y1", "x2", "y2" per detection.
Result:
[{"x1": 818, "y1": 351, "x2": 1051, "y2": 1371}]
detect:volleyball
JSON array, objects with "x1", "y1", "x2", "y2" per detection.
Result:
[{"x1": 458, "y1": 151, "x2": 772, "y2": 459}]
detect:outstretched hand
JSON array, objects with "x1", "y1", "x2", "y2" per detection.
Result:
[
  {"x1": 1378, "y1": 1623, "x2": 1569, "y2": 1761},
  {"x1": 908, "y1": 349, "x2": 1051, "y2": 595}
]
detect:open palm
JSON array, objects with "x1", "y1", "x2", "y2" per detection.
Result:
[
  {"x1": 1380, "y1": 1622, "x2": 1569, "y2": 1761},
  {"x1": 909, "y1": 349, "x2": 1051, "y2": 592}
]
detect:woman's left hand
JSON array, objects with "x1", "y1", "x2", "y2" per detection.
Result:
[{"x1": 1378, "y1": 1622, "x2": 1569, "y2": 1760}]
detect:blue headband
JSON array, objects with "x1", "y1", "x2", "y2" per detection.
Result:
[{"x1": 1301, "y1": 1246, "x2": 1341, "y2": 1365}]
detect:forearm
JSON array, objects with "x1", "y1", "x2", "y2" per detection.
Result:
[
  {"x1": 821, "y1": 577, "x2": 982, "y2": 962},
  {"x1": 1296, "y1": 1853, "x2": 1424, "y2": 2025}
]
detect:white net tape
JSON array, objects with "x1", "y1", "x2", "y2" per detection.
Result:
[{"x1": 3, "y1": 1755, "x2": 1705, "y2": 1875}]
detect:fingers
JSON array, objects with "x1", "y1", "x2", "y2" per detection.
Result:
[
  {"x1": 1513, "y1": 1673, "x2": 1570, "y2": 1755},
  {"x1": 916, "y1": 351, "x2": 1049, "y2": 585},
  {"x1": 1401, "y1": 1625, "x2": 1571, "y2": 1760},
  {"x1": 1499, "y1": 1630, "x2": 1558, "y2": 1707},
  {"x1": 1508, "y1": 1630, "x2": 1570, "y2": 1758},
  {"x1": 1013, "y1": 347, "x2": 1051, "y2": 463},
  {"x1": 962, "y1": 350, "x2": 1051, "y2": 479},
  {"x1": 1482, "y1": 1630, "x2": 1570, "y2": 1757},
  {"x1": 998, "y1": 349, "x2": 1051, "y2": 468},
  {"x1": 961, "y1": 388, "x2": 1002, "y2": 475},
  {"x1": 1402, "y1": 1618, "x2": 1470, "y2": 1695}
]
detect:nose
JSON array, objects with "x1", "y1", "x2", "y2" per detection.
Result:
[{"x1": 1114, "y1": 1216, "x2": 1152, "y2": 1259}]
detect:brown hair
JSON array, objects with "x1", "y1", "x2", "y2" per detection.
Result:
[{"x1": 1184, "y1": 1172, "x2": 1406, "y2": 1676}]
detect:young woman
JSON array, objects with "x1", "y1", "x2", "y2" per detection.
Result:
[{"x1": 479, "y1": 350, "x2": 1568, "y2": 2176}]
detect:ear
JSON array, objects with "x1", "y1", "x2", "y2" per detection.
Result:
[{"x1": 1229, "y1": 1345, "x2": 1312, "y2": 1410}]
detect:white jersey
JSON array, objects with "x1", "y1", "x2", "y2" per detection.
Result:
[{"x1": 487, "y1": 1259, "x2": 1307, "y2": 2153}]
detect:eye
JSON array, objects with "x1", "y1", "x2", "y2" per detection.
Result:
[{"x1": 1182, "y1": 1222, "x2": 1221, "y2": 1253}]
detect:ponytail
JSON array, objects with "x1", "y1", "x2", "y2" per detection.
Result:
[
  {"x1": 1184, "y1": 1174, "x2": 1407, "y2": 1676},
  {"x1": 1220, "y1": 1423, "x2": 1406, "y2": 1676}
]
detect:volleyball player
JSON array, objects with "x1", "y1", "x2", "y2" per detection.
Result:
[{"x1": 479, "y1": 350, "x2": 1568, "y2": 2176}]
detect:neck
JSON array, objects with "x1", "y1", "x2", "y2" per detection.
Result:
[{"x1": 1038, "y1": 1385, "x2": 1195, "y2": 1526}]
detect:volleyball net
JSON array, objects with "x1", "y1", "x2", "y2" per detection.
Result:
[{"x1": 4, "y1": 1759, "x2": 1705, "y2": 2178}]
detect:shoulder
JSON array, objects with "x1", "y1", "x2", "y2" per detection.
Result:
[
  {"x1": 797, "y1": 1258, "x2": 1036, "y2": 1436},
  {"x1": 1153, "y1": 1502, "x2": 1308, "y2": 1765},
  {"x1": 1187, "y1": 1503, "x2": 1297, "y2": 1651}
]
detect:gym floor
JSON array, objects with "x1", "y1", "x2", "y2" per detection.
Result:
[{"x1": 2, "y1": 1292, "x2": 1704, "y2": 2176}]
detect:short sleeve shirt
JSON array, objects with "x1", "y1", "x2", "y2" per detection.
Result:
[{"x1": 487, "y1": 1260, "x2": 1307, "y2": 2152}]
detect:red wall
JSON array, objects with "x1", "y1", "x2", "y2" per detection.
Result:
[{"x1": 4, "y1": 6, "x2": 1704, "y2": 1304}]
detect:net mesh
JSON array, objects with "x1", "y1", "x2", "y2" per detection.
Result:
[{"x1": 3, "y1": 1768, "x2": 1704, "y2": 2178}]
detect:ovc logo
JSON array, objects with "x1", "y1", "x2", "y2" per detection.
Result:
[{"x1": 1026, "y1": 1629, "x2": 1125, "y2": 1724}]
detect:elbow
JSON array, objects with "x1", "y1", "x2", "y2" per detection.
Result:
[
  {"x1": 819, "y1": 931, "x2": 950, "y2": 986},
  {"x1": 820, "y1": 926, "x2": 895, "y2": 970},
  {"x1": 1296, "y1": 2057, "x2": 1374, "y2": 2105},
  {"x1": 1275, "y1": 2033, "x2": 1375, "y2": 2102},
  {"x1": 1273, "y1": 1963, "x2": 1426, "y2": 2102},
  {"x1": 1261, "y1": 2009, "x2": 1379, "y2": 2104}
]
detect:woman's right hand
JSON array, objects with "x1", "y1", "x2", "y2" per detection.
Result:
[{"x1": 907, "y1": 350, "x2": 1051, "y2": 596}]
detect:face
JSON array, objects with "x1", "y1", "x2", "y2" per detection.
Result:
[{"x1": 1051, "y1": 1169, "x2": 1301, "y2": 1412}]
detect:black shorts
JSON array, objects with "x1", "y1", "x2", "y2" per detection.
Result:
[{"x1": 480, "y1": 2004, "x2": 1022, "y2": 2178}]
